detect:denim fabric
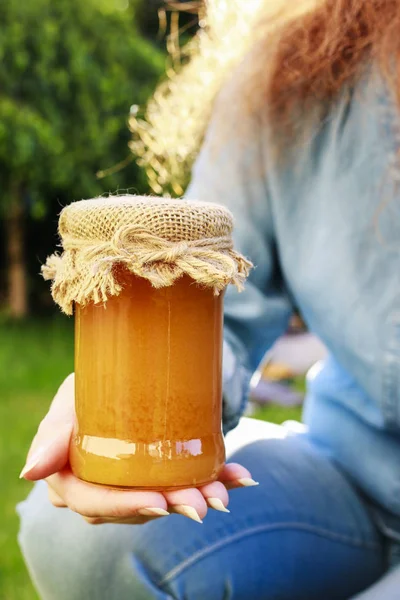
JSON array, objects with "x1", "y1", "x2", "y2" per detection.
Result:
[
  {"x1": 18, "y1": 420, "x2": 387, "y2": 599},
  {"x1": 187, "y1": 67, "x2": 400, "y2": 536},
  {"x1": 18, "y1": 65, "x2": 400, "y2": 597}
]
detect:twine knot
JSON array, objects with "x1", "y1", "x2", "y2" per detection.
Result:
[{"x1": 43, "y1": 208, "x2": 252, "y2": 315}]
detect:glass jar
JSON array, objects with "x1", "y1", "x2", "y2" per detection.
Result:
[
  {"x1": 43, "y1": 196, "x2": 251, "y2": 490},
  {"x1": 70, "y1": 269, "x2": 225, "y2": 489}
]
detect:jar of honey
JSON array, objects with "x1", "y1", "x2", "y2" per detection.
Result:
[{"x1": 43, "y1": 196, "x2": 251, "y2": 489}]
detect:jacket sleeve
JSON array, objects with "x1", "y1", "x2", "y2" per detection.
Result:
[{"x1": 186, "y1": 82, "x2": 293, "y2": 432}]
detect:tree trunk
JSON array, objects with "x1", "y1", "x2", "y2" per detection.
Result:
[{"x1": 6, "y1": 184, "x2": 28, "y2": 318}]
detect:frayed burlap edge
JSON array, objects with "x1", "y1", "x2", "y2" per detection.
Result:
[{"x1": 42, "y1": 223, "x2": 253, "y2": 315}]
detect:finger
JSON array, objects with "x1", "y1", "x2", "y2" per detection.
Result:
[
  {"x1": 83, "y1": 515, "x2": 166, "y2": 526},
  {"x1": 218, "y1": 463, "x2": 259, "y2": 490},
  {"x1": 20, "y1": 374, "x2": 75, "y2": 481},
  {"x1": 164, "y1": 488, "x2": 207, "y2": 523},
  {"x1": 47, "y1": 468, "x2": 168, "y2": 518},
  {"x1": 47, "y1": 485, "x2": 67, "y2": 508},
  {"x1": 198, "y1": 481, "x2": 230, "y2": 512}
]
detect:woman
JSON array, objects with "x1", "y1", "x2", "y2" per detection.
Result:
[{"x1": 18, "y1": 0, "x2": 400, "y2": 598}]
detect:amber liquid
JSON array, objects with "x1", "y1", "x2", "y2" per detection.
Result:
[{"x1": 70, "y1": 271, "x2": 225, "y2": 489}]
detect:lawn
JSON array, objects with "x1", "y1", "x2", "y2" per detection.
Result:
[
  {"x1": 1, "y1": 318, "x2": 74, "y2": 600},
  {"x1": 0, "y1": 318, "x2": 301, "y2": 599}
]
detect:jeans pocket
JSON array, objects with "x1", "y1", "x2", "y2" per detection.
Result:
[{"x1": 382, "y1": 312, "x2": 400, "y2": 429}]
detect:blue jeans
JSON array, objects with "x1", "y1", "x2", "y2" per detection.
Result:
[{"x1": 18, "y1": 419, "x2": 392, "y2": 599}]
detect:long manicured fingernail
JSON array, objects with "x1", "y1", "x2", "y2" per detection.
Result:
[
  {"x1": 137, "y1": 508, "x2": 170, "y2": 517},
  {"x1": 207, "y1": 498, "x2": 230, "y2": 513},
  {"x1": 19, "y1": 449, "x2": 45, "y2": 479},
  {"x1": 172, "y1": 505, "x2": 203, "y2": 523},
  {"x1": 237, "y1": 478, "x2": 259, "y2": 487}
]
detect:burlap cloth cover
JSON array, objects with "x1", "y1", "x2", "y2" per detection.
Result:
[{"x1": 42, "y1": 196, "x2": 253, "y2": 315}]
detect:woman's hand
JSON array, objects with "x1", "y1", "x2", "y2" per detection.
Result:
[{"x1": 20, "y1": 374, "x2": 258, "y2": 525}]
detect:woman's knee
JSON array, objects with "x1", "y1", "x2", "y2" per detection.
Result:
[
  {"x1": 18, "y1": 482, "x2": 59, "y2": 570},
  {"x1": 18, "y1": 481, "x2": 164, "y2": 600},
  {"x1": 18, "y1": 481, "x2": 100, "y2": 599}
]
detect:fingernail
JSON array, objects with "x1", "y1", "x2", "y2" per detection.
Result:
[
  {"x1": 172, "y1": 505, "x2": 203, "y2": 523},
  {"x1": 19, "y1": 449, "x2": 44, "y2": 479},
  {"x1": 207, "y1": 498, "x2": 230, "y2": 513},
  {"x1": 237, "y1": 478, "x2": 259, "y2": 487},
  {"x1": 137, "y1": 508, "x2": 170, "y2": 517}
]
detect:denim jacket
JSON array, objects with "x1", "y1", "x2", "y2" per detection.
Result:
[{"x1": 187, "y1": 68, "x2": 400, "y2": 537}]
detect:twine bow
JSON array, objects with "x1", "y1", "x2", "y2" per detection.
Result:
[{"x1": 42, "y1": 224, "x2": 252, "y2": 314}]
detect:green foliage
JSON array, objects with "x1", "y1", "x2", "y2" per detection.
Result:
[{"x1": 0, "y1": 0, "x2": 165, "y2": 211}]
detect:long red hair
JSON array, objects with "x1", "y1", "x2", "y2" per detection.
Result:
[{"x1": 268, "y1": 0, "x2": 400, "y2": 118}]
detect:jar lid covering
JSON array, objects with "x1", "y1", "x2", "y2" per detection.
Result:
[{"x1": 42, "y1": 195, "x2": 252, "y2": 314}]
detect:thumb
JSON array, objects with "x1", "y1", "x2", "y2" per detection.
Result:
[{"x1": 20, "y1": 373, "x2": 75, "y2": 481}]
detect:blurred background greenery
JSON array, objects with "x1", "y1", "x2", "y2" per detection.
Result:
[
  {"x1": 0, "y1": 0, "x2": 198, "y2": 320},
  {"x1": 0, "y1": 1, "x2": 301, "y2": 598}
]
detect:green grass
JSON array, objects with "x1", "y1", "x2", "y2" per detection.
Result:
[
  {"x1": 252, "y1": 403, "x2": 302, "y2": 424},
  {"x1": 0, "y1": 318, "x2": 74, "y2": 600},
  {"x1": 252, "y1": 374, "x2": 303, "y2": 424},
  {"x1": 0, "y1": 318, "x2": 302, "y2": 599}
]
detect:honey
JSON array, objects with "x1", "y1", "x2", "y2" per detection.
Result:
[
  {"x1": 70, "y1": 270, "x2": 226, "y2": 489},
  {"x1": 43, "y1": 196, "x2": 252, "y2": 490}
]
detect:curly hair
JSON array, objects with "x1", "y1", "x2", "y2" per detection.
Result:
[
  {"x1": 130, "y1": 0, "x2": 400, "y2": 195},
  {"x1": 268, "y1": 0, "x2": 400, "y2": 116}
]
